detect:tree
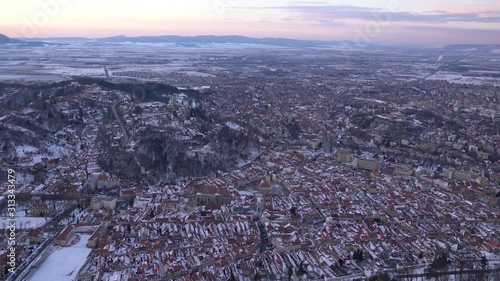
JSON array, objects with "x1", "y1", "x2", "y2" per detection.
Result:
[
  {"x1": 430, "y1": 252, "x2": 449, "y2": 272},
  {"x1": 481, "y1": 255, "x2": 488, "y2": 270},
  {"x1": 134, "y1": 106, "x2": 143, "y2": 115},
  {"x1": 287, "y1": 265, "x2": 293, "y2": 281},
  {"x1": 377, "y1": 272, "x2": 391, "y2": 281},
  {"x1": 297, "y1": 261, "x2": 307, "y2": 277},
  {"x1": 229, "y1": 270, "x2": 237, "y2": 281},
  {"x1": 353, "y1": 249, "x2": 364, "y2": 262}
]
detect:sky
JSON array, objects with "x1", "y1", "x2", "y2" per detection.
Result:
[{"x1": 0, "y1": 0, "x2": 499, "y2": 45}]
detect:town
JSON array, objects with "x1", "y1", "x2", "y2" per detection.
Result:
[{"x1": 0, "y1": 39, "x2": 499, "y2": 281}]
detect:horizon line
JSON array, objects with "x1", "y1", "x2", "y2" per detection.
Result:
[{"x1": 4, "y1": 33, "x2": 500, "y2": 47}]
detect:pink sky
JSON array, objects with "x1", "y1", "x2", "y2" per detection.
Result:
[{"x1": 1, "y1": 0, "x2": 499, "y2": 45}]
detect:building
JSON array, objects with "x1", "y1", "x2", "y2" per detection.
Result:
[
  {"x1": 443, "y1": 169, "x2": 472, "y2": 182},
  {"x1": 396, "y1": 164, "x2": 413, "y2": 176},
  {"x1": 55, "y1": 224, "x2": 75, "y2": 246},
  {"x1": 87, "y1": 223, "x2": 107, "y2": 248},
  {"x1": 28, "y1": 203, "x2": 54, "y2": 217},
  {"x1": 352, "y1": 158, "x2": 380, "y2": 171},
  {"x1": 28, "y1": 228, "x2": 44, "y2": 244},
  {"x1": 434, "y1": 179, "x2": 450, "y2": 190},
  {"x1": 337, "y1": 150, "x2": 352, "y2": 163},
  {"x1": 90, "y1": 196, "x2": 117, "y2": 210},
  {"x1": 85, "y1": 173, "x2": 120, "y2": 191},
  {"x1": 120, "y1": 187, "x2": 144, "y2": 199},
  {"x1": 187, "y1": 183, "x2": 231, "y2": 207}
]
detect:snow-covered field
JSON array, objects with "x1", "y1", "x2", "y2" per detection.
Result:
[
  {"x1": 16, "y1": 145, "x2": 39, "y2": 157},
  {"x1": 15, "y1": 143, "x2": 71, "y2": 166},
  {"x1": 0, "y1": 211, "x2": 47, "y2": 229},
  {"x1": 28, "y1": 234, "x2": 92, "y2": 281},
  {"x1": 36, "y1": 65, "x2": 106, "y2": 76},
  {"x1": 426, "y1": 71, "x2": 500, "y2": 86},
  {"x1": 183, "y1": 71, "x2": 216, "y2": 77}
]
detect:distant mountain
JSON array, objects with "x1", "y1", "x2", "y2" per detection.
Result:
[
  {"x1": 1, "y1": 34, "x2": 49, "y2": 46},
  {"x1": 96, "y1": 35, "x2": 333, "y2": 47},
  {"x1": 15, "y1": 35, "x2": 338, "y2": 47},
  {"x1": 0, "y1": 34, "x2": 22, "y2": 44},
  {"x1": 18, "y1": 37, "x2": 89, "y2": 42},
  {"x1": 4, "y1": 34, "x2": 498, "y2": 49}
]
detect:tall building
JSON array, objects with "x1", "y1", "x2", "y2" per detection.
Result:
[{"x1": 322, "y1": 129, "x2": 332, "y2": 154}]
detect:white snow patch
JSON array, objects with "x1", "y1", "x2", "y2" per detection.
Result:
[
  {"x1": 226, "y1": 121, "x2": 243, "y2": 131},
  {"x1": 28, "y1": 234, "x2": 92, "y2": 281},
  {"x1": 15, "y1": 145, "x2": 39, "y2": 157},
  {"x1": 0, "y1": 211, "x2": 47, "y2": 229}
]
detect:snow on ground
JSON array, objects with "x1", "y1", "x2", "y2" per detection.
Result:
[
  {"x1": 47, "y1": 144, "x2": 71, "y2": 158},
  {"x1": 480, "y1": 251, "x2": 499, "y2": 259},
  {"x1": 15, "y1": 172, "x2": 35, "y2": 184},
  {"x1": 183, "y1": 71, "x2": 216, "y2": 77},
  {"x1": 7, "y1": 124, "x2": 36, "y2": 137},
  {"x1": 0, "y1": 211, "x2": 47, "y2": 229},
  {"x1": 426, "y1": 71, "x2": 500, "y2": 86},
  {"x1": 354, "y1": 97, "x2": 388, "y2": 104},
  {"x1": 15, "y1": 145, "x2": 39, "y2": 157},
  {"x1": 0, "y1": 74, "x2": 67, "y2": 82},
  {"x1": 15, "y1": 143, "x2": 72, "y2": 166},
  {"x1": 238, "y1": 190, "x2": 257, "y2": 196},
  {"x1": 226, "y1": 121, "x2": 244, "y2": 131},
  {"x1": 186, "y1": 144, "x2": 214, "y2": 157},
  {"x1": 29, "y1": 234, "x2": 92, "y2": 281},
  {"x1": 0, "y1": 114, "x2": 11, "y2": 121},
  {"x1": 22, "y1": 107, "x2": 36, "y2": 115},
  {"x1": 37, "y1": 65, "x2": 106, "y2": 76},
  {"x1": 480, "y1": 251, "x2": 500, "y2": 267}
]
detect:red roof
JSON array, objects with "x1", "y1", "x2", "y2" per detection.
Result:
[
  {"x1": 56, "y1": 224, "x2": 75, "y2": 241},
  {"x1": 97, "y1": 173, "x2": 109, "y2": 181}
]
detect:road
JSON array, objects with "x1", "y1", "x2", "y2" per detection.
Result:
[{"x1": 112, "y1": 102, "x2": 129, "y2": 145}]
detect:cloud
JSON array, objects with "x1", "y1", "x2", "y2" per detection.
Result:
[
  {"x1": 378, "y1": 25, "x2": 500, "y2": 44},
  {"x1": 267, "y1": 5, "x2": 500, "y2": 24}
]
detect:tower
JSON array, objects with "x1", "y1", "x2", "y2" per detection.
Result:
[{"x1": 322, "y1": 129, "x2": 332, "y2": 154}]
